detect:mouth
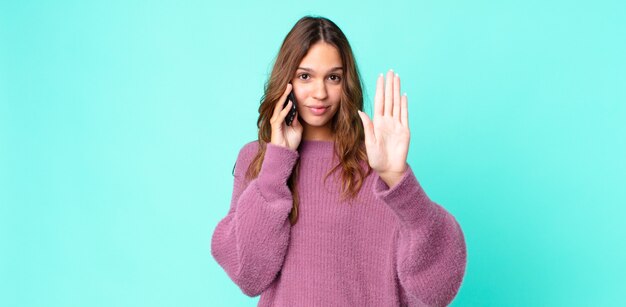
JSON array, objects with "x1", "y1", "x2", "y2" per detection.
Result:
[{"x1": 307, "y1": 106, "x2": 329, "y2": 115}]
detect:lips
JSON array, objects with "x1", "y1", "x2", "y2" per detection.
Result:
[{"x1": 307, "y1": 106, "x2": 329, "y2": 115}]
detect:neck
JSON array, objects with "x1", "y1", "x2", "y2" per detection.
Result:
[{"x1": 302, "y1": 123, "x2": 334, "y2": 141}]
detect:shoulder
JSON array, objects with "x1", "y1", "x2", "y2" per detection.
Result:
[
  {"x1": 237, "y1": 140, "x2": 260, "y2": 162},
  {"x1": 232, "y1": 140, "x2": 260, "y2": 178}
]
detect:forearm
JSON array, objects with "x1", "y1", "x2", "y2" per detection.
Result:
[
  {"x1": 373, "y1": 165, "x2": 467, "y2": 305},
  {"x1": 211, "y1": 142, "x2": 300, "y2": 296},
  {"x1": 211, "y1": 180, "x2": 293, "y2": 296}
]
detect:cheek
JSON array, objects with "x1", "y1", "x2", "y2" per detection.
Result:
[
  {"x1": 334, "y1": 90, "x2": 342, "y2": 100},
  {"x1": 293, "y1": 87, "x2": 308, "y2": 103},
  {"x1": 330, "y1": 87, "x2": 342, "y2": 106},
  {"x1": 329, "y1": 96, "x2": 341, "y2": 113}
]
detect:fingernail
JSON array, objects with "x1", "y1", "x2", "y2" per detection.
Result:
[
  {"x1": 403, "y1": 92, "x2": 407, "y2": 96},
  {"x1": 396, "y1": 73, "x2": 399, "y2": 77}
]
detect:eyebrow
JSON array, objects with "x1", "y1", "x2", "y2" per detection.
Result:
[{"x1": 297, "y1": 67, "x2": 343, "y2": 73}]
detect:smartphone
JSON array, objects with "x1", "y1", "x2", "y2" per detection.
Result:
[{"x1": 282, "y1": 90, "x2": 298, "y2": 126}]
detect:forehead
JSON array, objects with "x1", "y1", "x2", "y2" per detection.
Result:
[{"x1": 298, "y1": 42, "x2": 343, "y2": 70}]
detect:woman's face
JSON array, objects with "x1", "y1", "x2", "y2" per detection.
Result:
[{"x1": 291, "y1": 42, "x2": 343, "y2": 139}]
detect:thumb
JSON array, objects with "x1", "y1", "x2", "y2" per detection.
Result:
[{"x1": 357, "y1": 110, "x2": 375, "y2": 143}]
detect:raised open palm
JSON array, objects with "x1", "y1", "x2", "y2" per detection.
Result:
[{"x1": 357, "y1": 70, "x2": 410, "y2": 182}]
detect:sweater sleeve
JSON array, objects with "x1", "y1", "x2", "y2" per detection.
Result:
[
  {"x1": 211, "y1": 142, "x2": 299, "y2": 297},
  {"x1": 373, "y1": 164, "x2": 467, "y2": 307}
]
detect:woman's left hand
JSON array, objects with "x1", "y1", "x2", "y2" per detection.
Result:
[{"x1": 357, "y1": 69, "x2": 410, "y2": 188}]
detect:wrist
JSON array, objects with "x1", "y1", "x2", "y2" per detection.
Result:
[{"x1": 377, "y1": 165, "x2": 408, "y2": 189}]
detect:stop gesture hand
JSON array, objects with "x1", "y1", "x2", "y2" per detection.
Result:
[{"x1": 357, "y1": 69, "x2": 410, "y2": 188}]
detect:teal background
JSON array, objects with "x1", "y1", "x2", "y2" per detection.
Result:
[{"x1": 1, "y1": 0, "x2": 625, "y2": 306}]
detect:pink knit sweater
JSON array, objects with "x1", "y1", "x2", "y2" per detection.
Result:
[{"x1": 211, "y1": 140, "x2": 467, "y2": 306}]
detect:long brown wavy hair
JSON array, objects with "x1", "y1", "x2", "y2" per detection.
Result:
[{"x1": 245, "y1": 16, "x2": 372, "y2": 226}]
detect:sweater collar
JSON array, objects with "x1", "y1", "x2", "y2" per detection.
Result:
[{"x1": 297, "y1": 140, "x2": 335, "y2": 159}]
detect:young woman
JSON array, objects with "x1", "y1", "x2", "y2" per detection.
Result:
[{"x1": 211, "y1": 16, "x2": 467, "y2": 306}]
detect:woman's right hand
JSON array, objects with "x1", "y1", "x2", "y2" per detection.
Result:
[{"x1": 270, "y1": 83, "x2": 303, "y2": 151}]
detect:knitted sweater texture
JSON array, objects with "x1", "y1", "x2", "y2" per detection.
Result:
[{"x1": 211, "y1": 140, "x2": 467, "y2": 306}]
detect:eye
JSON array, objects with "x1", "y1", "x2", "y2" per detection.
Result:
[
  {"x1": 329, "y1": 74, "x2": 342, "y2": 82},
  {"x1": 298, "y1": 73, "x2": 310, "y2": 80}
]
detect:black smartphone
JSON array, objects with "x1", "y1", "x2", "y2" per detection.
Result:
[{"x1": 282, "y1": 90, "x2": 298, "y2": 126}]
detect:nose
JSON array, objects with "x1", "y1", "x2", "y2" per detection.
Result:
[{"x1": 312, "y1": 80, "x2": 328, "y2": 100}]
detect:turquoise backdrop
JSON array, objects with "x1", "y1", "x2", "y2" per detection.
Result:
[{"x1": 1, "y1": 1, "x2": 625, "y2": 306}]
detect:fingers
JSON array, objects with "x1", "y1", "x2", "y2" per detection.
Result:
[
  {"x1": 272, "y1": 83, "x2": 293, "y2": 122},
  {"x1": 384, "y1": 70, "x2": 394, "y2": 116},
  {"x1": 393, "y1": 73, "x2": 401, "y2": 120},
  {"x1": 357, "y1": 110, "x2": 375, "y2": 144},
  {"x1": 292, "y1": 112, "x2": 300, "y2": 127},
  {"x1": 279, "y1": 100, "x2": 293, "y2": 121},
  {"x1": 401, "y1": 94, "x2": 408, "y2": 127},
  {"x1": 375, "y1": 69, "x2": 406, "y2": 123},
  {"x1": 374, "y1": 74, "x2": 384, "y2": 117}
]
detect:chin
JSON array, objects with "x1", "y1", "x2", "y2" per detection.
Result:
[{"x1": 302, "y1": 119, "x2": 331, "y2": 127}]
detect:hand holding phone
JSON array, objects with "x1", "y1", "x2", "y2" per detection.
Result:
[
  {"x1": 282, "y1": 91, "x2": 298, "y2": 126},
  {"x1": 270, "y1": 83, "x2": 303, "y2": 151}
]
